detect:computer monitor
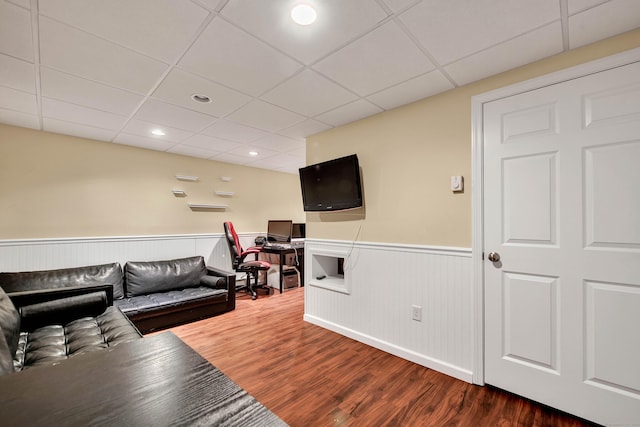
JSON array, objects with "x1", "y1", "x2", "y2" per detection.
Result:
[
  {"x1": 267, "y1": 220, "x2": 293, "y2": 243},
  {"x1": 292, "y1": 223, "x2": 306, "y2": 239}
]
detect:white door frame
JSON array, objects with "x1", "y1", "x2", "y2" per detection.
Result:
[{"x1": 470, "y1": 47, "x2": 640, "y2": 385}]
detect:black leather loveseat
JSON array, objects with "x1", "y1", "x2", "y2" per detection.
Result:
[
  {"x1": 0, "y1": 256, "x2": 236, "y2": 334},
  {"x1": 0, "y1": 284, "x2": 142, "y2": 375}
]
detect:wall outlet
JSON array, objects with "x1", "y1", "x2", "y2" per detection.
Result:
[{"x1": 411, "y1": 305, "x2": 422, "y2": 322}]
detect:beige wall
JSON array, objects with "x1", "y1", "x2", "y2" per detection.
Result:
[
  {"x1": 306, "y1": 29, "x2": 640, "y2": 248},
  {"x1": 0, "y1": 125, "x2": 304, "y2": 239}
]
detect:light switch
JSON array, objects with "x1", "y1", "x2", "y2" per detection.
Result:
[{"x1": 451, "y1": 176, "x2": 463, "y2": 192}]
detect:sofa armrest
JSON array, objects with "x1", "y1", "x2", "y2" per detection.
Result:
[
  {"x1": 204, "y1": 266, "x2": 235, "y2": 300},
  {"x1": 8, "y1": 284, "x2": 114, "y2": 309},
  {"x1": 19, "y1": 291, "x2": 109, "y2": 331}
]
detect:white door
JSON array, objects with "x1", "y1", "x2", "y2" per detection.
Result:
[{"x1": 483, "y1": 61, "x2": 640, "y2": 425}]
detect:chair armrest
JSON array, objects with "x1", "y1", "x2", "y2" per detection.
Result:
[
  {"x1": 7, "y1": 285, "x2": 115, "y2": 309},
  {"x1": 19, "y1": 291, "x2": 109, "y2": 331}
]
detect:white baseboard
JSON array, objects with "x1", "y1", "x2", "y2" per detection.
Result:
[{"x1": 304, "y1": 314, "x2": 473, "y2": 384}]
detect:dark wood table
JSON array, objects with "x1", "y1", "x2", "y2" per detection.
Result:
[
  {"x1": 0, "y1": 332, "x2": 287, "y2": 426},
  {"x1": 261, "y1": 245, "x2": 304, "y2": 293}
]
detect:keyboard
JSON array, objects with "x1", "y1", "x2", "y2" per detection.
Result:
[{"x1": 263, "y1": 243, "x2": 292, "y2": 250}]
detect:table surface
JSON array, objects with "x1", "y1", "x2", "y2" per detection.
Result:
[{"x1": 0, "y1": 332, "x2": 286, "y2": 426}]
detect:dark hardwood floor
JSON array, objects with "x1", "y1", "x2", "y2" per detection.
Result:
[{"x1": 165, "y1": 288, "x2": 597, "y2": 427}]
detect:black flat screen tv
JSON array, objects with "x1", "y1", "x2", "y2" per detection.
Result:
[{"x1": 298, "y1": 154, "x2": 363, "y2": 212}]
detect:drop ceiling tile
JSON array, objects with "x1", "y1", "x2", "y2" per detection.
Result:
[
  {"x1": 381, "y1": 0, "x2": 421, "y2": 13},
  {"x1": 246, "y1": 153, "x2": 301, "y2": 170},
  {"x1": 179, "y1": 17, "x2": 302, "y2": 97},
  {"x1": 273, "y1": 164, "x2": 304, "y2": 175},
  {"x1": 278, "y1": 119, "x2": 332, "y2": 139},
  {"x1": 210, "y1": 151, "x2": 253, "y2": 165},
  {"x1": 41, "y1": 68, "x2": 144, "y2": 115},
  {"x1": 39, "y1": 17, "x2": 168, "y2": 95},
  {"x1": 226, "y1": 100, "x2": 306, "y2": 133},
  {"x1": 182, "y1": 134, "x2": 242, "y2": 152},
  {"x1": 262, "y1": 69, "x2": 358, "y2": 117},
  {"x1": 227, "y1": 144, "x2": 278, "y2": 160},
  {"x1": 167, "y1": 144, "x2": 220, "y2": 159},
  {"x1": 315, "y1": 99, "x2": 383, "y2": 127},
  {"x1": 314, "y1": 21, "x2": 434, "y2": 96},
  {"x1": 0, "y1": 86, "x2": 37, "y2": 115},
  {"x1": 134, "y1": 99, "x2": 217, "y2": 132},
  {"x1": 42, "y1": 98, "x2": 128, "y2": 130},
  {"x1": 44, "y1": 118, "x2": 118, "y2": 141},
  {"x1": 251, "y1": 134, "x2": 305, "y2": 153},
  {"x1": 399, "y1": 0, "x2": 560, "y2": 65},
  {"x1": 201, "y1": 119, "x2": 269, "y2": 143},
  {"x1": 39, "y1": 0, "x2": 209, "y2": 63},
  {"x1": 445, "y1": 22, "x2": 563, "y2": 86},
  {"x1": 220, "y1": 0, "x2": 389, "y2": 65},
  {"x1": 0, "y1": 54, "x2": 35, "y2": 93},
  {"x1": 121, "y1": 119, "x2": 194, "y2": 143},
  {"x1": 152, "y1": 68, "x2": 251, "y2": 117},
  {"x1": 0, "y1": 2, "x2": 33, "y2": 62},
  {"x1": 0, "y1": 109, "x2": 40, "y2": 130},
  {"x1": 569, "y1": 0, "x2": 640, "y2": 49},
  {"x1": 193, "y1": 0, "x2": 221, "y2": 11},
  {"x1": 7, "y1": 0, "x2": 31, "y2": 9},
  {"x1": 568, "y1": 0, "x2": 609, "y2": 14},
  {"x1": 113, "y1": 132, "x2": 175, "y2": 151},
  {"x1": 367, "y1": 70, "x2": 454, "y2": 110}
]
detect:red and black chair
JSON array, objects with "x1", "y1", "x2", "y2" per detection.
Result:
[{"x1": 223, "y1": 221, "x2": 271, "y2": 300}]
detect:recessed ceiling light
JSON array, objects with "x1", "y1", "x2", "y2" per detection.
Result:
[
  {"x1": 291, "y1": 4, "x2": 316, "y2": 26},
  {"x1": 151, "y1": 129, "x2": 166, "y2": 136},
  {"x1": 249, "y1": 151, "x2": 259, "y2": 156},
  {"x1": 191, "y1": 94, "x2": 212, "y2": 103}
]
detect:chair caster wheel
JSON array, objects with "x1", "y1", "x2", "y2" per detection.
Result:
[{"x1": 252, "y1": 294, "x2": 257, "y2": 300}]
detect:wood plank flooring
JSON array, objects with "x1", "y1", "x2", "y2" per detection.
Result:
[{"x1": 165, "y1": 288, "x2": 598, "y2": 427}]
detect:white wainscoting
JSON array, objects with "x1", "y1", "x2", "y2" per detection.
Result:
[
  {"x1": 304, "y1": 239, "x2": 474, "y2": 383},
  {"x1": 0, "y1": 233, "x2": 261, "y2": 273}
]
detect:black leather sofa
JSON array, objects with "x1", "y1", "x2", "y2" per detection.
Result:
[
  {"x1": 0, "y1": 283, "x2": 142, "y2": 375},
  {"x1": 0, "y1": 256, "x2": 236, "y2": 334}
]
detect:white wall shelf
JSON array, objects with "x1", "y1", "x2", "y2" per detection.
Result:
[
  {"x1": 214, "y1": 191, "x2": 235, "y2": 197},
  {"x1": 175, "y1": 175, "x2": 198, "y2": 181},
  {"x1": 187, "y1": 203, "x2": 227, "y2": 210}
]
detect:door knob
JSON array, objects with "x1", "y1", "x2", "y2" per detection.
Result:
[{"x1": 488, "y1": 252, "x2": 501, "y2": 262}]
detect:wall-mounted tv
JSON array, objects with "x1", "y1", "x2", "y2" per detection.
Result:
[{"x1": 298, "y1": 154, "x2": 363, "y2": 212}]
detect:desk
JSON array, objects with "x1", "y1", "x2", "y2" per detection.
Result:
[
  {"x1": 261, "y1": 245, "x2": 304, "y2": 293},
  {"x1": 0, "y1": 332, "x2": 286, "y2": 427}
]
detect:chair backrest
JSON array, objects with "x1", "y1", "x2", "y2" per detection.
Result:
[{"x1": 223, "y1": 222, "x2": 242, "y2": 269}]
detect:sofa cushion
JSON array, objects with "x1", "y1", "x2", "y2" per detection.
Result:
[
  {"x1": 113, "y1": 286, "x2": 227, "y2": 316},
  {"x1": 0, "y1": 287, "x2": 20, "y2": 361},
  {"x1": 13, "y1": 306, "x2": 141, "y2": 371},
  {"x1": 124, "y1": 256, "x2": 207, "y2": 297},
  {"x1": 0, "y1": 263, "x2": 125, "y2": 300}
]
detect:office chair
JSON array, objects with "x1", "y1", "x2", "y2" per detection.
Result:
[{"x1": 223, "y1": 221, "x2": 271, "y2": 300}]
